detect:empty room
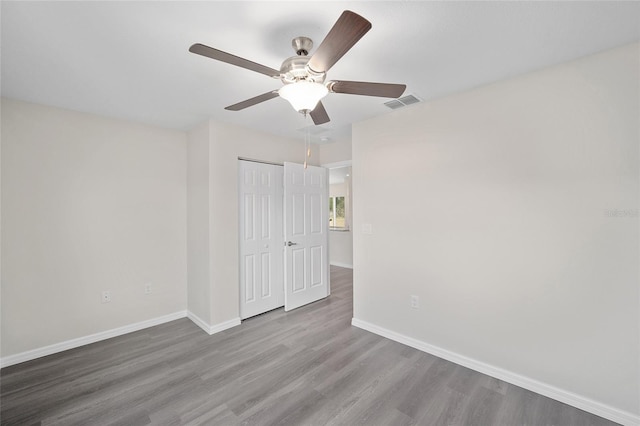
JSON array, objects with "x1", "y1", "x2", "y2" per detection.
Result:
[{"x1": 1, "y1": 2, "x2": 638, "y2": 425}]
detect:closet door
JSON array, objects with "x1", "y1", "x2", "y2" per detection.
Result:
[
  {"x1": 283, "y1": 162, "x2": 330, "y2": 311},
  {"x1": 239, "y1": 161, "x2": 284, "y2": 319}
]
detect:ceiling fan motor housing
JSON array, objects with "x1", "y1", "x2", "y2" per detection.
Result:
[{"x1": 280, "y1": 37, "x2": 326, "y2": 85}]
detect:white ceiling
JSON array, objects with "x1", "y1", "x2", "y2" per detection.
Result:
[{"x1": 2, "y1": 1, "x2": 639, "y2": 143}]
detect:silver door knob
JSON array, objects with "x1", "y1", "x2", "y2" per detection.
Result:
[{"x1": 287, "y1": 241, "x2": 297, "y2": 246}]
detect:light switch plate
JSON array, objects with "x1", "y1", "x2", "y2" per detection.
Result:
[
  {"x1": 410, "y1": 295, "x2": 419, "y2": 309},
  {"x1": 362, "y1": 223, "x2": 373, "y2": 234}
]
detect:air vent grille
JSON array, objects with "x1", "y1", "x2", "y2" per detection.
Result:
[
  {"x1": 399, "y1": 94, "x2": 421, "y2": 105},
  {"x1": 383, "y1": 99, "x2": 404, "y2": 110},
  {"x1": 384, "y1": 94, "x2": 422, "y2": 110}
]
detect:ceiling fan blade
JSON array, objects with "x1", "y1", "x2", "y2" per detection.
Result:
[
  {"x1": 225, "y1": 90, "x2": 280, "y2": 111},
  {"x1": 328, "y1": 80, "x2": 406, "y2": 98},
  {"x1": 310, "y1": 101, "x2": 330, "y2": 125},
  {"x1": 189, "y1": 43, "x2": 281, "y2": 78},
  {"x1": 307, "y1": 10, "x2": 372, "y2": 74}
]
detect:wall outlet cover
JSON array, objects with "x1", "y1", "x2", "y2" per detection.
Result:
[{"x1": 410, "y1": 295, "x2": 419, "y2": 309}]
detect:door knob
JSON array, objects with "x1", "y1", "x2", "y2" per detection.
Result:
[{"x1": 287, "y1": 241, "x2": 297, "y2": 246}]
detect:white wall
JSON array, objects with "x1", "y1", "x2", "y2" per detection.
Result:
[
  {"x1": 352, "y1": 43, "x2": 639, "y2": 421},
  {"x1": 187, "y1": 120, "x2": 211, "y2": 324},
  {"x1": 1, "y1": 98, "x2": 187, "y2": 358},
  {"x1": 319, "y1": 137, "x2": 352, "y2": 165},
  {"x1": 330, "y1": 181, "x2": 347, "y2": 198},
  {"x1": 191, "y1": 119, "x2": 319, "y2": 326}
]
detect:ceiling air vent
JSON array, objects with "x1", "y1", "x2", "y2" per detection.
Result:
[
  {"x1": 383, "y1": 99, "x2": 404, "y2": 110},
  {"x1": 384, "y1": 94, "x2": 422, "y2": 110}
]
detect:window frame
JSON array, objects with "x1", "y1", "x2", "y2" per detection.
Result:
[{"x1": 329, "y1": 195, "x2": 347, "y2": 230}]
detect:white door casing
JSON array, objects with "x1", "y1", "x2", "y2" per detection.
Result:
[
  {"x1": 284, "y1": 162, "x2": 330, "y2": 311},
  {"x1": 238, "y1": 161, "x2": 284, "y2": 319}
]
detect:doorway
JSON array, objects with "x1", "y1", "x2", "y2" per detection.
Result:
[
  {"x1": 238, "y1": 159, "x2": 330, "y2": 319},
  {"x1": 325, "y1": 161, "x2": 353, "y2": 269}
]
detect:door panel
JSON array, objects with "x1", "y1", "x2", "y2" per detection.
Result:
[
  {"x1": 261, "y1": 195, "x2": 270, "y2": 238},
  {"x1": 310, "y1": 246, "x2": 322, "y2": 287},
  {"x1": 284, "y1": 162, "x2": 329, "y2": 311},
  {"x1": 261, "y1": 252, "x2": 270, "y2": 297},
  {"x1": 292, "y1": 193, "x2": 305, "y2": 236},
  {"x1": 292, "y1": 248, "x2": 305, "y2": 292},
  {"x1": 244, "y1": 194, "x2": 254, "y2": 239},
  {"x1": 244, "y1": 255, "x2": 255, "y2": 302},
  {"x1": 239, "y1": 161, "x2": 284, "y2": 319},
  {"x1": 310, "y1": 193, "x2": 322, "y2": 234}
]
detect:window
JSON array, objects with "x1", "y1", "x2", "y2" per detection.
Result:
[
  {"x1": 327, "y1": 164, "x2": 351, "y2": 231},
  {"x1": 329, "y1": 196, "x2": 346, "y2": 229}
]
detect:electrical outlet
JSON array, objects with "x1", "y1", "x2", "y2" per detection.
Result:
[
  {"x1": 144, "y1": 283, "x2": 152, "y2": 294},
  {"x1": 101, "y1": 290, "x2": 112, "y2": 304},
  {"x1": 410, "y1": 295, "x2": 419, "y2": 309}
]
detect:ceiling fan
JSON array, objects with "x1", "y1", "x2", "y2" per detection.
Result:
[{"x1": 189, "y1": 10, "x2": 406, "y2": 125}]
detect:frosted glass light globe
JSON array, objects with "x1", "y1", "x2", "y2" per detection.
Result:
[{"x1": 279, "y1": 81, "x2": 328, "y2": 113}]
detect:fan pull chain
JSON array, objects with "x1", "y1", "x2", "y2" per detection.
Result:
[
  {"x1": 303, "y1": 129, "x2": 307, "y2": 170},
  {"x1": 304, "y1": 121, "x2": 311, "y2": 169}
]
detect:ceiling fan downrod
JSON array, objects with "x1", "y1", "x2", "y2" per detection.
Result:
[{"x1": 292, "y1": 36, "x2": 313, "y2": 56}]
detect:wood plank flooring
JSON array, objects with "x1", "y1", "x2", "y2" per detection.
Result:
[{"x1": 1, "y1": 266, "x2": 618, "y2": 425}]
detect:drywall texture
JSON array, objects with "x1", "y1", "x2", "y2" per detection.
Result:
[
  {"x1": 193, "y1": 119, "x2": 319, "y2": 325},
  {"x1": 1, "y1": 99, "x2": 187, "y2": 357},
  {"x1": 352, "y1": 43, "x2": 639, "y2": 416}
]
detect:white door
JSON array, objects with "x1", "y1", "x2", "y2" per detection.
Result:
[
  {"x1": 238, "y1": 161, "x2": 284, "y2": 319},
  {"x1": 284, "y1": 162, "x2": 330, "y2": 311}
]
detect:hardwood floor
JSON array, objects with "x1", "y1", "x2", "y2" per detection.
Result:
[{"x1": 1, "y1": 266, "x2": 618, "y2": 425}]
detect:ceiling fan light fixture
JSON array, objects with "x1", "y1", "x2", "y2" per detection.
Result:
[
  {"x1": 279, "y1": 81, "x2": 328, "y2": 113},
  {"x1": 190, "y1": 10, "x2": 403, "y2": 126}
]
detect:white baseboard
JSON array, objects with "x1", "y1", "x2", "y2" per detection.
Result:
[
  {"x1": 187, "y1": 311, "x2": 241, "y2": 335},
  {"x1": 1, "y1": 311, "x2": 187, "y2": 369},
  {"x1": 330, "y1": 262, "x2": 353, "y2": 269},
  {"x1": 1, "y1": 309, "x2": 243, "y2": 369},
  {"x1": 351, "y1": 318, "x2": 639, "y2": 426},
  {"x1": 209, "y1": 317, "x2": 241, "y2": 334},
  {"x1": 187, "y1": 311, "x2": 212, "y2": 334}
]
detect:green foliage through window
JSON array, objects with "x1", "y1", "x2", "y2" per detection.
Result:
[{"x1": 329, "y1": 196, "x2": 346, "y2": 229}]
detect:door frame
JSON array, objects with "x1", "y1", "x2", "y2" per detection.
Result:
[{"x1": 322, "y1": 160, "x2": 353, "y2": 270}]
